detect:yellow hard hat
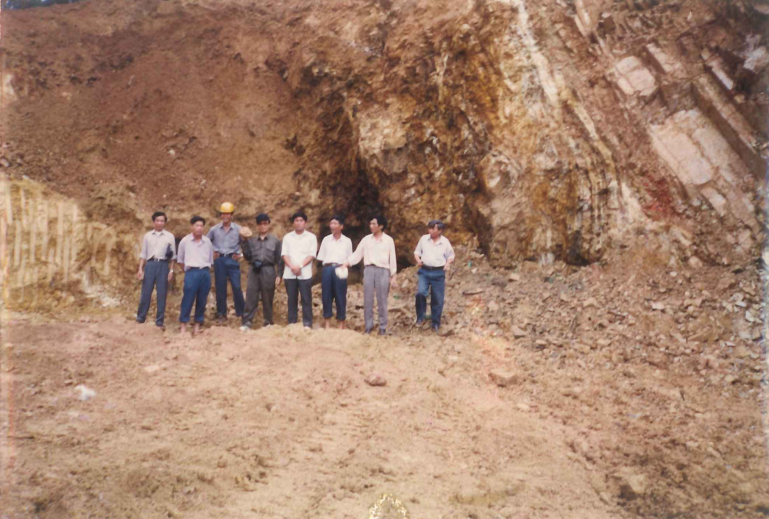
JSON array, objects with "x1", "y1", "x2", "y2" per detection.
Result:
[{"x1": 219, "y1": 202, "x2": 235, "y2": 214}]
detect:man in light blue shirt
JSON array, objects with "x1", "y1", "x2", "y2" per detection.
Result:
[{"x1": 207, "y1": 202, "x2": 245, "y2": 325}]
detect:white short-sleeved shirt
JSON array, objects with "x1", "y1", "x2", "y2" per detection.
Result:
[
  {"x1": 317, "y1": 234, "x2": 353, "y2": 265},
  {"x1": 281, "y1": 230, "x2": 318, "y2": 280},
  {"x1": 414, "y1": 235, "x2": 455, "y2": 267}
]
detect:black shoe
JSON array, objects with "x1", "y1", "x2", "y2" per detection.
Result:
[
  {"x1": 217, "y1": 316, "x2": 227, "y2": 325},
  {"x1": 136, "y1": 319, "x2": 146, "y2": 324},
  {"x1": 431, "y1": 324, "x2": 440, "y2": 333},
  {"x1": 156, "y1": 323, "x2": 165, "y2": 330},
  {"x1": 415, "y1": 319, "x2": 425, "y2": 327},
  {"x1": 379, "y1": 329, "x2": 387, "y2": 336}
]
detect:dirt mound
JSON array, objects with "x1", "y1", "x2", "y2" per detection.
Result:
[{"x1": 3, "y1": 245, "x2": 769, "y2": 518}]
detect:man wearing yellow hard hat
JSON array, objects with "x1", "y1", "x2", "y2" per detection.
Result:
[{"x1": 207, "y1": 202, "x2": 246, "y2": 325}]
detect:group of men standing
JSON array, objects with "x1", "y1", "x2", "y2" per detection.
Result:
[{"x1": 136, "y1": 203, "x2": 455, "y2": 336}]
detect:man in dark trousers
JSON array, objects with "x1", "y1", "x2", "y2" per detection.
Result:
[
  {"x1": 240, "y1": 213, "x2": 283, "y2": 331},
  {"x1": 281, "y1": 211, "x2": 317, "y2": 328},
  {"x1": 208, "y1": 202, "x2": 245, "y2": 325},
  {"x1": 177, "y1": 216, "x2": 214, "y2": 335},
  {"x1": 136, "y1": 211, "x2": 176, "y2": 329},
  {"x1": 317, "y1": 215, "x2": 353, "y2": 329}
]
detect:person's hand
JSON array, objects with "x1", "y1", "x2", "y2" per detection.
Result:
[
  {"x1": 416, "y1": 258, "x2": 423, "y2": 267},
  {"x1": 167, "y1": 270, "x2": 174, "y2": 282},
  {"x1": 276, "y1": 277, "x2": 282, "y2": 286},
  {"x1": 390, "y1": 275, "x2": 397, "y2": 289},
  {"x1": 443, "y1": 264, "x2": 451, "y2": 272},
  {"x1": 137, "y1": 270, "x2": 144, "y2": 281},
  {"x1": 341, "y1": 262, "x2": 349, "y2": 269},
  {"x1": 213, "y1": 252, "x2": 220, "y2": 260},
  {"x1": 291, "y1": 265, "x2": 302, "y2": 276},
  {"x1": 234, "y1": 254, "x2": 243, "y2": 261}
]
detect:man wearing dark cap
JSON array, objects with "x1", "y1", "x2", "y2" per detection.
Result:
[
  {"x1": 413, "y1": 220, "x2": 455, "y2": 332},
  {"x1": 240, "y1": 213, "x2": 283, "y2": 330}
]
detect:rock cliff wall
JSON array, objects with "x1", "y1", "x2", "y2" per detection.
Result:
[{"x1": 0, "y1": 0, "x2": 767, "y2": 303}]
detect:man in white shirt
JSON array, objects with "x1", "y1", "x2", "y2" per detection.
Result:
[
  {"x1": 413, "y1": 220, "x2": 455, "y2": 332},
  {"x1": 342, "y1": 214, "x2": 397, "y2": 335},
  {"x1": 317, "y1": 215, "x2": 353, "y2": 330},
  {"x1": 136, "y1": 211, "x2": 176, "y2": 329},
  {"x1": 177, "y1": 216, "x2": 215, "y2": 335},
  {"x1": 281, "y1": 211, "x2": 318, "y2": 328}
]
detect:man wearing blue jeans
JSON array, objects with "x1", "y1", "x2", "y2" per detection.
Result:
[
  {"x1": 177, "y1": 216, "x2": 214, "y2": 335},
  {"x1": 317, "y1": 215, "x2": 353, "y2": 329},
  {"x1": 208, "y1": 202, "x2": 245, "y2": 325},
  {"x1": 413, "y1": 220, "x2": 455, "y2": 332}
]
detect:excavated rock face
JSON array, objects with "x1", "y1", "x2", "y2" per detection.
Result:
[
  {"x1": 0, "y1": 178, "x2": 134, "y2": 311},
  {"x1": 271, "y1": 0, "x2": 634, "y2": 266},
  {"x1": 277, "y1": 0, "x2": 769, "y2": 268},
  {"x1": 0, "y1": 0, "x2": 767, "y2": 301}
]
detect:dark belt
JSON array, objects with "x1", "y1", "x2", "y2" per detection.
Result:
[
  {"x1": 187, "y1": 266, "x2": 208, "y2": 270},
  {"x1": 421, "y1": 265, "x2": 444, "y2": 271},
  {"x1": 148, "y1": 258, "x2": 169, "y2": 262},
  {"x1": 219, "y1": 253, "x2": 238, "y2": 258},
  {"x1": 323, "y1": 263, "x2": 341, "y2": 268}
]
